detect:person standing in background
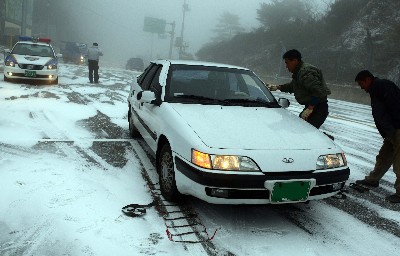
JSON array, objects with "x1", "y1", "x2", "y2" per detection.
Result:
[{"x1": 87, "y1": 42, "x2": 103, "y2": 83}]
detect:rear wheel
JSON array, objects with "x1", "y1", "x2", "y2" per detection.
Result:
[
  {"x1": 158, "y1": 143, "x2": 181, "y2": 202},
  {"x1": 128, "y1": 109, "x2": 141, "y2": 138}
]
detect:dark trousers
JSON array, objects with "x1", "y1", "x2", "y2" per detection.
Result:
[
  {"x1": 300, "y1": 101, "x2": 329, "y2": 129},
  {"x1": 88, "y1": 60, "x2": 99, "y2": 83},
  {"x1": 365, "y1": 130, "x2": 400, "y2": 195}
]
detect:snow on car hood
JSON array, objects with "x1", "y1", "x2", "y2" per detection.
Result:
[
  {"x1": 170, "y1": 104, "x2": 334, "y2": 150},
  {"x1": 13, "y1": 54, "x2": 53, "y2": 65}
]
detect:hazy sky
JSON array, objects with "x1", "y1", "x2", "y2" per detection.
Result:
[{"x1": 63, "y1": 0, "x2": 332, "y2": 67}]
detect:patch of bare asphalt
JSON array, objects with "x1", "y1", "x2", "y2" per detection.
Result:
[
  {"x1": 65, "y1": 91, "x2": 89, "y2": 104},
  {"x1": 75, "y1": 110, "x2": 131, "y2": 168},
  {"x1": 6, "y1": 91, "x2": 60, "y2": 100},
  {"x1": 77, "y1": 110, "x2": 128, "y2": 139},
  {"x1": 90, "y1": 141, "x2": 130, "y2": 168}
]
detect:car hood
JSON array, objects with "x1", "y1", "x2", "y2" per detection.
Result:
[
  {"x1": 13, "y1": 54, "x2": 53, "y2": 65},
  {"x1": 170, "y1": 104, "x2": 334, "y2": 150}
]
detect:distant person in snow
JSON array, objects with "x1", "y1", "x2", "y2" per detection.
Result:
[
  {"x1": 87, "y1": 42, "x2": 103, "y2": 83},
  {"x1": 354, "y1": 70, "x2": 400, "y2": 203},
  {"x1": 268, "y1": 49, "x2": 332, "y2": 134}
]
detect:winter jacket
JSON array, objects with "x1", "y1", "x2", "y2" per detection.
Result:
[
  {"x1": 280, "y1": 62, "x2": 331, "y2": 106},
  {"x1": 368, "y1": 77, "x2": 400, "y2": 139},
  {"x1": 87, "y1": 46, "x2": 103, "y2": 61}
]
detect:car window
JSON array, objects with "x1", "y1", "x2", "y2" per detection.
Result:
[
  {"x1": 150, "y1": 65, "x2": 162, "y2": 97},
  {"x1": 166, "y1": 65, "x2": 276, "y2": 104},
  {"x1": 12, "y1": 43, "x2": 54, "y2": 57},
  {"x1": 138, "y1": 63, "x2": 155, "y2": 89},
  {"x1": 141, "y1": 65, "x2": 159, "y2": 90}
]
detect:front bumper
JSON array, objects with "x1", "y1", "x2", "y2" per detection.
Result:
[
  {"x1": 4, "y1": 66, "x2": 58, "y2": 81},
  {"x1": 175, "y1": 156, "x2": 350, "y2": 204}
]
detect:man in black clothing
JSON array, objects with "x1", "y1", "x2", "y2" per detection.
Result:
[{"x1": 354, "y1": 70, "x2": 400, "y2": 203}]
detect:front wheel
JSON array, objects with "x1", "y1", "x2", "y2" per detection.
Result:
[{"x1": 158, "y1": 143, "x2": 181, "y2": 202}]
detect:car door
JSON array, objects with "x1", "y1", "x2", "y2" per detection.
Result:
[
  {"x1": 135, "y1": 64, "x2": 163, "y2": 151},
  {"x1": 129, "y1": 63, "x2": 157, "y2": 140}
]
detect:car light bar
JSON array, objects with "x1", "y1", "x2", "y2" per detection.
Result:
[
  {"x1": 38, "y1": 38, "x2": 51, "y2": 43},
  {"x1": 19, "y1": 36, "x2": 33, "y2": 41},
  {"x1": 18, "y1": 36, "x2": 51, "y2": 44}
]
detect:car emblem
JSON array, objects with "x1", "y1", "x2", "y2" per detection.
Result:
[
  {"x1": 282, "y1": 157, "x2": 294, "y2": 163},
  {"x1": 25, "y1": 57, "x2": 39, "y2": 61},
  {"x1": 27, "y1": 64, "x2": 34, "y2": 70}
]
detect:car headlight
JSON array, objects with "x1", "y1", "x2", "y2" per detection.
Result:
[
  {"x1": 47, "y1": 64, "x2": 57, "y2": 70},
  {"x1": 46, "y1": 59, "x2": 58, "y2": 70},
  {"x1": 5, "y1": 57, "x2": 16, "y2": 67},
  {"x1": 191, "y1": 149, "x2": 260, "y2": 171},
  {"x1": 316, "y1": 153, "x2": 347, "y2": 170}
]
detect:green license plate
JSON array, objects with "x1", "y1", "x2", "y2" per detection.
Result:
[
  {"x1": 25, "y1": 70, "x2": 36, "y2": 77},
  {"x1": 270, "y1": 180, "x2": 311, "y2": 203}
]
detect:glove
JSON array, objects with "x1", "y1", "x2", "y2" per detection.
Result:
[
  {"x1": 300, "y1": 108, "x2": 313, "y2": 120},
  {"x1": 267, "y1": 84, "x2": 279, "y2": 91}
]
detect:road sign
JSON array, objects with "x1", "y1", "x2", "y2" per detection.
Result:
[{"x1": 143, "y1": 17, "x2": 166, "y2": 34}]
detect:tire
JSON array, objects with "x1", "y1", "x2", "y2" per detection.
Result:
[
  {"x1": 158, "y1": 143, "x2": 181, "y2": 202},
  {"x1": 128, "y1": 109, "x2": 141, "y2": 138},
  {"x1": 4, "y1": 75, "x2": 9, "y2": 82}
]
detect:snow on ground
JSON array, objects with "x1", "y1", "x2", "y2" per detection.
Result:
[{"x1": 0, "y1": 63, "x2": 399, "y2": 256}]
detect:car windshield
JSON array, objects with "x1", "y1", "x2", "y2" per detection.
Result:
[
  {"x1": 12, "y1": 43, "x2": 54, "y2": 58},
  {"x1": 166, "y1": 64, "x2": 277, "y2": 106}
]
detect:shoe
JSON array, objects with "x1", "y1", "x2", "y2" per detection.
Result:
[
  {"x1": 355, "y1": 179, "x2": 379, "y2": 188},
  {"x1": 386, "y1": 194, "x2": 400, "y2": 203}
]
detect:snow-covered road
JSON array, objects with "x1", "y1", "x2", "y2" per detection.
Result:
[{"x1": 0, "y1": 63, "x2": 399, "y2": 256}]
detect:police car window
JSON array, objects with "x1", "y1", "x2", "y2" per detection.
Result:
[{"x1": 140, "y1": 64, "x2": 158, "y2": 90}]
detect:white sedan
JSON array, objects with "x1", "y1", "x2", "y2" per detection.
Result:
[
  {"x1": 127, "y1": 60, "x2": 349, "y2": 204},
  {"x1": 3, "y1": 37, "x2": 61, "y2": 85}
]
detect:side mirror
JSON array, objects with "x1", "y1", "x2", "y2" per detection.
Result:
[
  {"x1": 56, "y1": 53, "x2": 63, "y2": 58},
  {"x1": 137, "y1": 90, "x2": 157, "y2": 104},
  {"x1": 278, "y1": 98, "x2": 290, "y2": 108}
]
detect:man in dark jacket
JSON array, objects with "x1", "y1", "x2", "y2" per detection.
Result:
[
  {"x1": 354, "y1": 70, "x2": 400, "y2": 203},
  {"x1": 268, "y1": 49, "x2": 331, "y2": 129}
]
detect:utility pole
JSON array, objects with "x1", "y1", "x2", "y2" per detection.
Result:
[
  {"x1": 21, "y1": 0, "x2": 27, "y2": 35},
  {"x1": 179, "y1": 0, "x2": 189, "y2": 59},
  {"x1": 168, "y1": 21, "x2": 175, "y2": 59}
]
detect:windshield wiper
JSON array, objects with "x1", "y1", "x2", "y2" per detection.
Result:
[
  {"x1": 174, "y1": 94, "x2": 221, "y2": 102},
  {"x1": 222, "y1": 98, "x2": 280, "y2": 107}
]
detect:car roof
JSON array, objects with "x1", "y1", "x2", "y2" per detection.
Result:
[{"x1": 151, "y1": 59, "x2": 250, "y2": 71}]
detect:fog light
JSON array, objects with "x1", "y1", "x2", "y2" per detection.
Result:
[
  {"x1": 7, "y1": 72, "x2": 13, "y2": 76},
  {"x1": 49, "y1": 75, "x2": 54, "y2": 78},
  {"x1": 209, "y1": 188, "x2": 229, "y2": 198},
  {"x1": 332, "y1": 182, "x2": 344, "y2": 191}
]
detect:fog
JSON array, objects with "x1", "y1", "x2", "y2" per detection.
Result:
[{"x1": 54, "y1": 0, "x2": 331, "y2": 68}]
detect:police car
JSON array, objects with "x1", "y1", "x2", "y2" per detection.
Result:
[{"x1": 3, "y1": 36, "x2": 62, "y2": 85}]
